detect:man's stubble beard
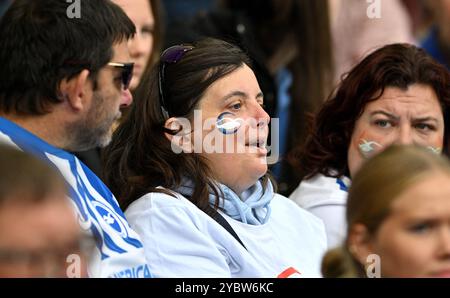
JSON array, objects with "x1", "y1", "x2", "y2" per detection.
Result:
[{"x1": 65, "y1": 91, "x2": 120, "y2": 152}]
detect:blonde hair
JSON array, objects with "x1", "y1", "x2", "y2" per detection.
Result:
[{"x1": 322, "y1": 145, "x2": 450, "y2": 277}]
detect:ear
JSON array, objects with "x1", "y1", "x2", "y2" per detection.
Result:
[
  {"x1": 347, "y1": 223, "x2": 375, "y2": 266},
  {"x1": 59, "y1": 69, "x2": 91, "y2": 112},
  {"x1": 164, "y1": 117, "x2": 193, "y2": 153}
]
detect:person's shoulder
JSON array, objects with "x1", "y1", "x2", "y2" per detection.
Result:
[
  {"x1": 272, "y1": 193, "x2": 325, "y2": 224},
  {"x1": 127, "y1": 190, "x2": 183, "y2": 209},
  {"x1": 125, "y1": 189, "x2": 203, "y2": 219},
  {"x1": 289, "y1": 173, "x2": 349, "y2": 209},
  {"x1": 271, "y1": 193, "x2": 327, "y2": 245},
  {"x1": 124, "y1": 189, "x2": 222, "y2": 242}
]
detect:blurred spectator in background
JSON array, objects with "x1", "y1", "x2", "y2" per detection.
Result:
[
  {"x1": 165, "y1": 0, "x2": 334, "y2": 195},
  {"x1": 113, "y1": 0, "x2": 164, "y2": 91},
  {"x1": 162, "y1": 0, "x2": 217, "y2": 27},
  {"x1": 420, "y1": 0, "x2": 450, "y2": 70},
  {"x1": 322, "y1": 145, "x2": 450, "y2": 278},
  {"x1": 401, "y1": 0, "x2": 435, "y2": 39},
  {"x1": 330, "y1": 0, "x2": 415, "y2": 83},
  {"x1": 75, "y1": 0, "x2": 165, "y2": 176},
  {"x1": 0, "y1": 0, "x2": 12, "y2": 19},
  {"x1": 0, "y1": 144, "x2": 90, "y2": 277}
]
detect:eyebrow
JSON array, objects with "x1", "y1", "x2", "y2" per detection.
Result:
[
  {"x1": 370, "y1": 110, "x2": 400, "y2": 121},
  {"x1": 370, "y1": 110, "x2": 440, "y2": 123},
  {"x1": 142, "y1": 24, "x2": 155, "y2": 30},
  {"x1": 221, "y1": 90, "x2": 264, "y2": 102},
  {"x1": 411, "y1": 117, "x2": 439, "y2": 124}
]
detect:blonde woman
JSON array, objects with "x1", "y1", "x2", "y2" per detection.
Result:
[{"x1": 322, "y1": 145, "x2": 450, "y2": 278}]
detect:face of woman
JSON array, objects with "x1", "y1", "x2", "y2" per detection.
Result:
[
  {"x1": 356, "y1": 171, "x2": 450, "y2": 277},
  {"x1": 196, "y1": 64, "x2": 270, "y2": 194},
  {"x1": 113, "y1": 0, "x2": 155, "y2": 90},
  {"x1": 347, "y1": 84, "x2": 445, "y2": 177}
]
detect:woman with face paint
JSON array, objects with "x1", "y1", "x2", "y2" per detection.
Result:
[
  {"x1": 289, "y1": 43, "x2": 450, "y2": 249},
  {"x1": 322, "y1": 145, "x2": 450, "y2": 278},
  {"x1": 103, "y1": 38, "x2": 327, "y2": 277}
]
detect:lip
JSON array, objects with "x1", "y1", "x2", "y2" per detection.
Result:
[{"x1": 245, "y1": 144, "x2": 268, "y2": 155}]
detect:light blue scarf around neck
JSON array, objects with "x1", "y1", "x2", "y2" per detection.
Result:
[{"x1": 175, "y1": 179, "x2": 274, "y2": 225}]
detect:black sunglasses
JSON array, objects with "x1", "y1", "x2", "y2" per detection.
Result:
[
  {"x1": 158, "y1": 45, "x2": 194, "y2": 119},
  {"x1": 108, "y1": 62, "x2": 134, "y2": 90}
]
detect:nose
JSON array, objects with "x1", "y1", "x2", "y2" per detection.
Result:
[
  {"x1": 436, "y1": 227, "x2": 450, "y2": 260},
  {"x1": 395, "y1": 124, "x2": 414, "y2": 145},
  {"x1": 128, "y1": 33, "x2": 144, "y2": 58},
  {"x1": 121, "y1": 89, "x2": 133, "y2": 108},
  {"x1": 254, "y1": 102, "x2": 270, "y2": 128}
]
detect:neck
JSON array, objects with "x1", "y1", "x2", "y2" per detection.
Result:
[{"x1": 1, "y1": 112, "x2": 71, "y2": 149}]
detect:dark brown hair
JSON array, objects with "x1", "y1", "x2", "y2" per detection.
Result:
[
  {"x1": 147, "y1": 0, "x2": 164, "y2": 68},
  {"x1": 103, "y1": 38, "x2": 272, "y2": 211},
  {"x1": 0, "y1": 0, "x2": 135, "y2": 115},
  {"x1": 289, "y1": 43, "x2": 450, "y2": 181}
]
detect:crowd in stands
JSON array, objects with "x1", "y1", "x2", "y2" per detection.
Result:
[{"x1": 0, "y1": 0, "x2": 449, "y2": 278}]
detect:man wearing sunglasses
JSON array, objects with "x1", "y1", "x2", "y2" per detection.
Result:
[{"x1": 0, "y1": 0, "x2": 150, "y2": 277}]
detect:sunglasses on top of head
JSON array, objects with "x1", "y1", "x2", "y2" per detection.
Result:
[{"x1": 158, "y1": 44, "x2": 195, "y2": 119}]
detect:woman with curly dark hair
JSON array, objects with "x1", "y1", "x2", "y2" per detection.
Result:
[{"x1": 289, "y1": 43, "x2": 450, "y2": 248}]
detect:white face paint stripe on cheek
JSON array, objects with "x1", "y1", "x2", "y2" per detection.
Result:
[
  {"x1": 427, "y1": 146, "x2": 442, "y2": 154},
  {"x1": 358, "y1": 139, "x2": 383, "y2": 158},
  {"x1": 359, "y1": 140, "x2": 442, "y2": 157},
  {"x1": 216, "y1": 112, "x2": 242, "y2": 135}
]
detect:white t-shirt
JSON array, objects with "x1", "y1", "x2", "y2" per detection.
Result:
[
  {"x1": 289, "y1": 174, "x2": 350, "y2": 249},
  {"x1": 125, "y1": 190, "x2": 327, "y2": 278}
]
